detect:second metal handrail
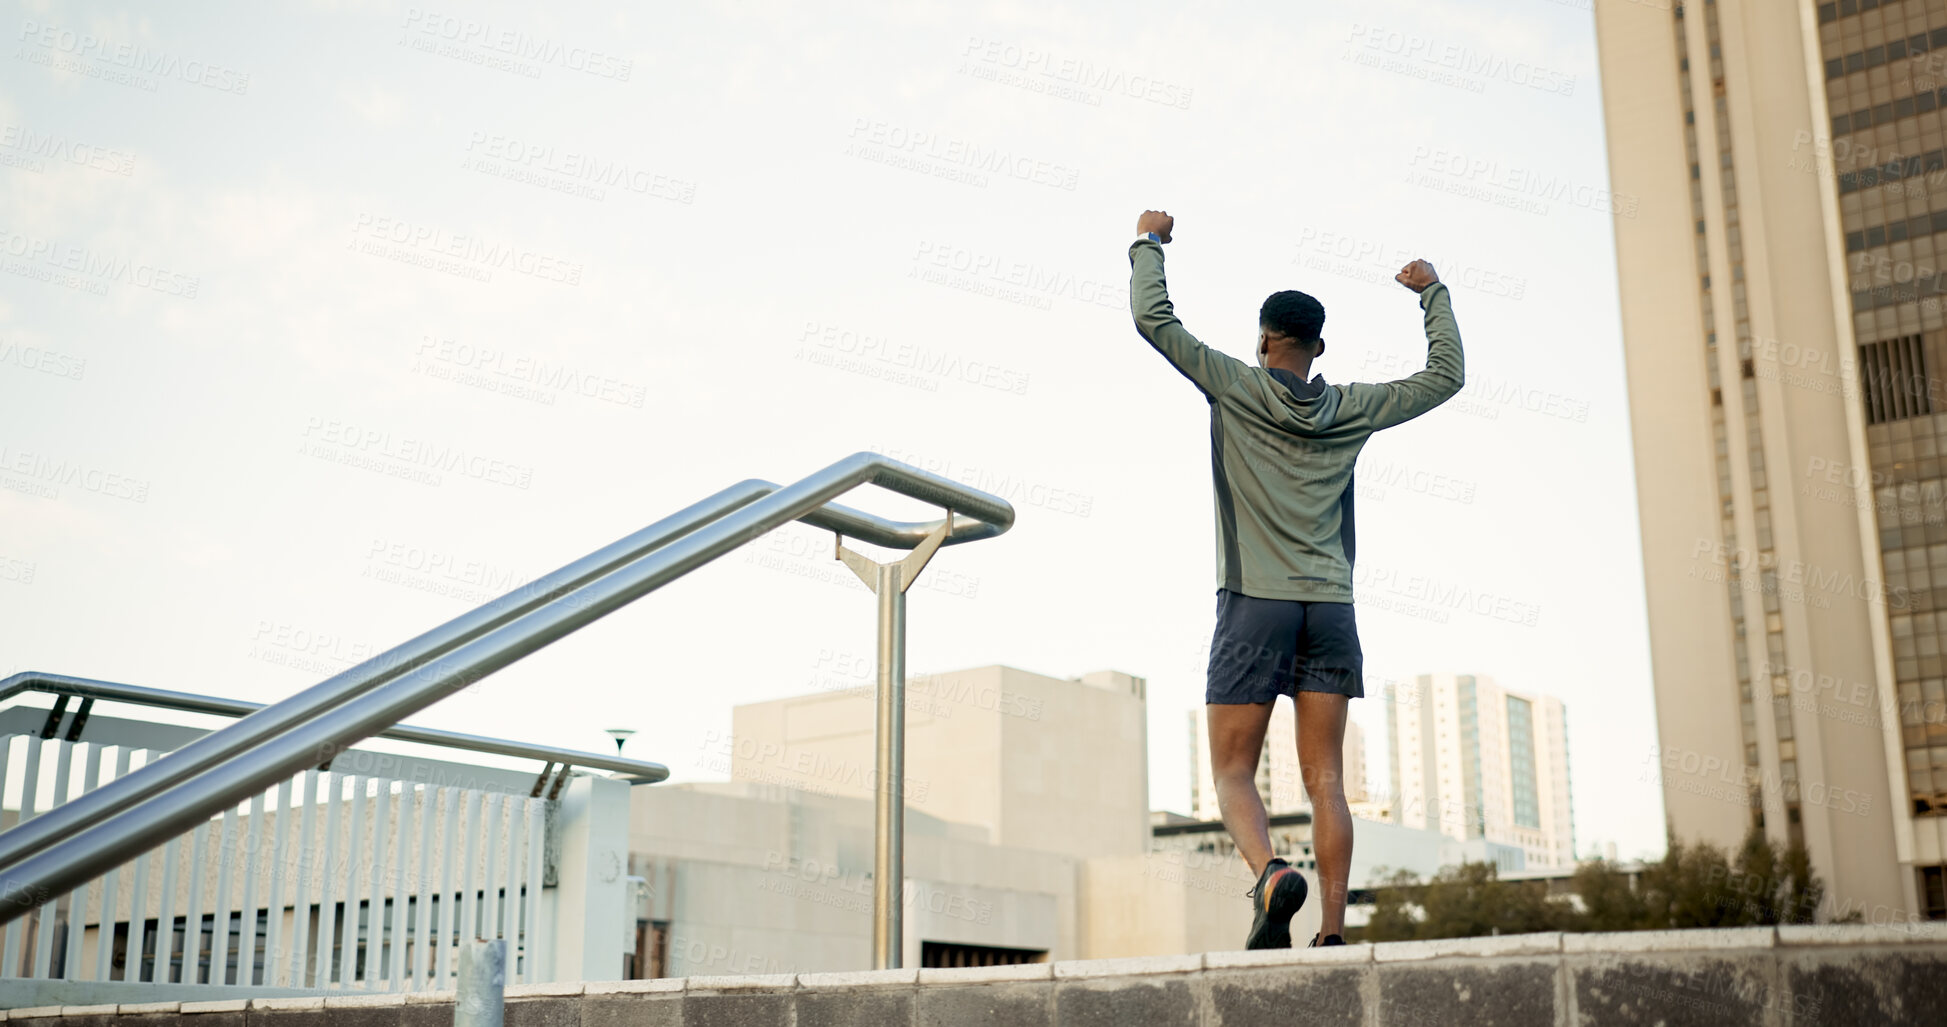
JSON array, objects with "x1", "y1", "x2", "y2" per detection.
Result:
[
  {"x1": 0, "y1": 673, "x2": 672, "y2": 783},
  {"x1": 0, "y1": 453, "x2": 1013, "y2": 941}
]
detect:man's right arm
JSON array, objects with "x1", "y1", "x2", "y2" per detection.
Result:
[
  {"x1": 1129, "y1": 236, "x2": 1246, "y2": 402},
  {"x1": 1349, "y1": 264, "x2": 1465, "y2": 430}
]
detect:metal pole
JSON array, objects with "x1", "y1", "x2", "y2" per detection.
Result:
[
  {"x1": 837, "y1": 513, "x2": 952, "y2": 971},
  {"x1": 455, "y1": 938, "x2": 506, "y2": 1027},
  {"x1": 873, "y1": 562, "x2": 906, "y2": 970}
]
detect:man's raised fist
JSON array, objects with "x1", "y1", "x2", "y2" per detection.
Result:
[
  {"x1": 1137, "y1": 210, "x2": 1174, "y2": 243},
  {"x1": 1395, "y1": 259, "x2": 1439, "y2": 293}
]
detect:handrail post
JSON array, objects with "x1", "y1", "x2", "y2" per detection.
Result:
[
  {"x1": 837, "y1": 514, "x2": 951, "y2": 970},
  {"x1": 876, "y1": 560, "x2": 906, "y2": 971},
  {"x1": 455, "y1": 938, "x2": 506, "y2": 1027}
]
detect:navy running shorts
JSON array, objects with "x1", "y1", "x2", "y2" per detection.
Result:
[{"x1": 1205, "y1": 588, "x2": 1365, "y2": 704}]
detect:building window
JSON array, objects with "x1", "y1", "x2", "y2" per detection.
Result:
[
  {"x1": 628, "y1": 920, "x2": 669, "y2": 979},
  {"x1": 1921, "y1": 866, "x2": 1947, "y2": 920},
  {"x1": 921, "y1": 942, "x2": 1045, "y2": 968},
  {"x1": 1860, "y1": 335, "x2": 1936, "y2": 425}
]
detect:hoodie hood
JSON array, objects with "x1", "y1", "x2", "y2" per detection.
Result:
[{"x1": 1262, "y1": 367, "x2": 1343, "y2": 436}]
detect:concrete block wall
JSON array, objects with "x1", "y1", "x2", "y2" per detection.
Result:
[{"x1": 5, "y1": 925, "x2": 1944, "y2": 1026}]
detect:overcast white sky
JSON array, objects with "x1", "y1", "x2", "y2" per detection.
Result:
[{"x1": 0, "y1": 0, "x2": 1667, "y2": 859}]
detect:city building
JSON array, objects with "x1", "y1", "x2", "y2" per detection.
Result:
[
  {"x1": 1594, "y1": 0, "x2": 1933, "y2": 919},
  {"x1": 1148, "y1": 809, "x2": 1525, "y2": 882},
  {"x1": 1186, "y1": 705, "x2": 1367, "y2": 821},
  {"x1": 728, "y1": 665, "x2": 1151, "y2": 861},
  {"x1": 1385, "y1": 675, "x2": 1575, "y2": 870},
  {"x1": 623, "y1": 664, "x2": 1477, "y2": 975}
]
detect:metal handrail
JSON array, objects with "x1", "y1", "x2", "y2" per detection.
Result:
[
  {"x1": 0, "y1": 673, "x2": 672, "y2": 782},
  {"x1": 0, "y1": 456, "x2": 1005, "y2": 874},
  {"x1": 0, "y1": 452, "x2": 1013, "y2": 921}
]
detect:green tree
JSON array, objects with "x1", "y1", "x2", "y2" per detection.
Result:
[
  {"x1": 1354, "y1": 825, "x2": 1828, "y2": 941},
  {"x1": 1361, "y1": 867, "x2": 1424, "y2": 942},
  {"x1": 1628, "y1": 825, "x2": 1827, "y2": 929},
  {"x1": 1779, "y1": 837, "x2": 1824, "y2": 924},
  {"x1": 1362, "y1": 869, "x2": 1425, "y2": 939},
  {"x1": 1639, "y1": 837, "x2": 1738, "y2": 927},
  {"x1": 1414, "y1": 861, "x2": 1576, "y2": 939},
  {"x1": 1727, "y1": 828, "x2": 1783, "y2": 924},
  {"x1": 1570, "y1": 857, "x2": 1647, "y2": 931},
  {"x1": 1415, "y1": 862, "x2": 1497, "y2": 939}
]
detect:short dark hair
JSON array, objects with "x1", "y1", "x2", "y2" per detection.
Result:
[{"x1": 1260, "y1": 290, "x2": 1325, "y2": 346}]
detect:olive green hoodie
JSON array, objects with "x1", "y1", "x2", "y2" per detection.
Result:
[{"x1": 1128, "y1": 238, "x2": 1464, "y2": 602}]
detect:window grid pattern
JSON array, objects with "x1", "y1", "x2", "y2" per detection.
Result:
[
  {"x1": 1459, "y1": 679, "x2": 1484, "y2": 840},
  {"x1": 1829, "y1": 69, "x2": 1945, "y2": 140},
  {"x1": 1874, "y1": 406, "x2": 1947, "y2": 815},
  {"x1": 1508, "y1": 696, "x2": 1541, "y2": 830},
  {"x1": 1821, "y1": 0, "x2": 1947, "y2": 818}
]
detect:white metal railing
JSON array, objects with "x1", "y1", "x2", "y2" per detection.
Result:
[{"x1": 0, "y1": 704, "x2": 628, "y2": 1007}]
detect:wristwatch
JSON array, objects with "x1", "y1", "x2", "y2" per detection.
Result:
[{"x1": 1138, "y1": 231, "x2": 1162, "y2": 244}]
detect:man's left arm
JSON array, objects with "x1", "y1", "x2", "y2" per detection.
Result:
[{"x1": 1128, "y1": 210, "x2": 1246, "y2": 402}]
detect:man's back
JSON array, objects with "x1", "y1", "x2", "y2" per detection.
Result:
[{"x1": 1126, "y1": 236, "x2": 1464, "y2": 601}]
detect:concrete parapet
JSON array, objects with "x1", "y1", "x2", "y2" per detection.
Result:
[{"x1": 12, "y1": 926, "x2": 1946, "y2": 1026}]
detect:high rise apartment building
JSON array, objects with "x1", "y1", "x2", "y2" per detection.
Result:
[
  {"x1": 1595, "y1": 0, "x2": 1946, "y2": 919},
  {"x1": 1187, "y1": 706, "x2": 1367, "y2": 821},
  {"x1": 1384, "y1": 675, "x2": 1575, "y2": 870}
]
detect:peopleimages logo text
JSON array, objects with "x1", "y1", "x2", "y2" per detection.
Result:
[
  {"x1": 0, "y1": 227, "x2": 200, "y2": 297},
  {"x1": 300, "y1": 418, "x2": 533, "y2": 490},
  {"x1": 0, "y1": 125, "x2": 135, "y2": 176},
  {"x1": 1347, "y1": 24, "x2": 1576, "y2": 95},
  {"x1": 348, "y1": 214, "x2": 583, "y2": 285},
  {"x1": 16, "y1": 20, "x2": 251, "y2": 94},
  {"x1": 400, "y1": 9, "x2": 632, "y2": 80},
  {"x1": 958, "y1": 37, "x2": 1194, "y2": 109},
  {"x1": 0, "y1": 444, "x2": 150, "y2": 502},
  {"x1": 849, "y1": 119, "x2": 1080, "y2": 191}
]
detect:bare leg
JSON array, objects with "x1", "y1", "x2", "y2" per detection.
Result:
[
  {"x1": 1206, "y1": 701, "x2": 1277, "y2": 877},
  {"x1": 1297, "y1": 690, "x2": 1352, "y2": 937}
]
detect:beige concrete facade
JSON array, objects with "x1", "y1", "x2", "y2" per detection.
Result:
[
  {"x1": 623, "y1": 664, "x2": 1488, "y2": 972},
  {"x1": 1594, "y1": 0, "x2": 1927, "y2": 920},
  {"x1": 628, "y1": 782, "x2": 1081, "y2": 973},
  {"x1": 729, "y1": 666, "x2": 1150, "y2": 862},
  {"x1": 625, "y1": 779, "x2": 1298, "y2": 970}
]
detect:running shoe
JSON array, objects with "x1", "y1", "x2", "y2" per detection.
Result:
[{"x1": 1243, "y1": 857, "x2": 1308, "y2": 949}]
